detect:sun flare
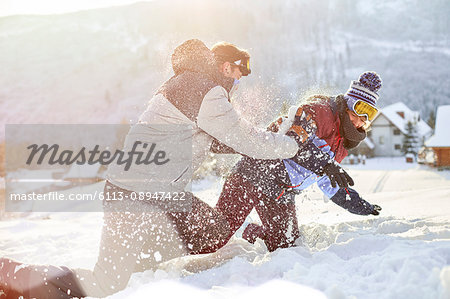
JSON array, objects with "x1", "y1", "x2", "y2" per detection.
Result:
[{"x1": 1, "y1": 0, "x2": 148, "y2": 17}]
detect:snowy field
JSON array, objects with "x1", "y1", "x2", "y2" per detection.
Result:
[{"x1": 1, "y1": 158, "x2": 450, "y2": 298}]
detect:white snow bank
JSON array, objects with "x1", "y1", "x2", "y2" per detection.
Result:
[
  {"x1": 1, "y1": 164, "x2": 450, "y2": 299},
  {"x1": 344, "y1": 157, "x2": 419, "y2": 170},
  {"x1": 442, "y1": 267, "x2": 450, "y2": 299},
  {"x1": 108, "y1": 215, "x2": 450, "y2": 299},
  {"x1": 113, "y1": 279, "x2": 326, "y2": 299}
]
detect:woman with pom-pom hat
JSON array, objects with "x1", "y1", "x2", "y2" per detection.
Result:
[
  {"x1": 213, "y1": 71, "x2": 383, "y2": 252},
  {"x1": 344, "y1": 71, "x2": 382, "y2": 129}
]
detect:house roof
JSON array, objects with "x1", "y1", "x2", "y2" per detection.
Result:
[
  {"x1": 375, "y1": 102, "x2": 432, "y2": 137},
  {"x1": 426, "y1": 105, "x2": 450, "y2": 148}
]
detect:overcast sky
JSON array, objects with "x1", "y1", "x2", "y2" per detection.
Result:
[{"x1": 0, "y1": 0, "x2": 150, "y2": 17}]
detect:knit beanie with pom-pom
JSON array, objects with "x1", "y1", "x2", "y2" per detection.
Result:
[{"x1": 344, "y1": 71, "x2": 382, "y2": 111}]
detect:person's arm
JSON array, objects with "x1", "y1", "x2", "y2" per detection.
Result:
[
  {"x1": 316, "y1": 176, "x2": 381, "y2": 215},
  {"x1": 316, "y1": 174, "x2": 340, "y2": 198},
  {"x1": 197, "y1": 86, "x2": 298, "y2": 160},
  {"x1": 286, "y1": 106, "x2": 354, "y2": 189},
  {"x1": 331, "y1": 187, "x2": 382, "y2": 216}
]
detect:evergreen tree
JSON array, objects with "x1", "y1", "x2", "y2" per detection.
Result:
[{"x1": 402, "y1": 120, "x2": 420, "y2": 156}]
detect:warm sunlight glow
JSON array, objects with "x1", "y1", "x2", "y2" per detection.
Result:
[{"x1": 0, "y1": 0, "x2": 151, "y2": 17}]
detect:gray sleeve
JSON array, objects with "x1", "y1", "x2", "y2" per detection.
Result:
[{"x1": 197, "y1": 86, "x2": 298, "y2": 159}]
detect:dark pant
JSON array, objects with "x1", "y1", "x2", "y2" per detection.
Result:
[
  {"x1": 168, "y1": 194, "x2": 231, "y2": 255},
  {"x1": 216, "y1": 173, "x2": 300, "y2": 252}
]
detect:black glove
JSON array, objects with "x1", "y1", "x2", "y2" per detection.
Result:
[
  {"x1": 331, "y1": 188, "x2": 382, "y2": 216},
  {"x1": 321, "y1": 162, "x2": 354, "y2": 189}
]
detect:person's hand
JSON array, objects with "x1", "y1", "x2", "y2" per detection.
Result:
[
  {"x1": 330, "y1": 188, "x2": 382, "y2": 216},
  {"x1": 371, "y1": 204, "x2": 382, "y2": 216},
  {"x1": 322, "y1": 162, "x2": 354, "y2": 188}
]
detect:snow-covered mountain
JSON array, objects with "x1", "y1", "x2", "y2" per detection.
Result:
[{"x1": 1, "y1": 0, "x2": 449, "y2": 138}]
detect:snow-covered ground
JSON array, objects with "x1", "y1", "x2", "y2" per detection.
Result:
[{"x1": 1, "y1": 158, "x2": 450, "y2": 298}]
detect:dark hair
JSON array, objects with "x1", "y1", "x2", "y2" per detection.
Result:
[{"x1": 211, "y1": 42, "x2": 250, "y2": 64}]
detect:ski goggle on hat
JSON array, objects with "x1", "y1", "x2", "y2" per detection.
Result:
[
  {"x1": 230, "y1": 58, "x2": 251, "y2": 76},
  {"x1": 352, "y1": 100, "x2": 379, "y2": 122}
]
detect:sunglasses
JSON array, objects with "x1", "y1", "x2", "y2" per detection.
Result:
[
  {"x1": 231, "y1": 59, "x2": 251, "y2": 76},
  {"x1": 352, "y1": 100, "x2": 378, "y2": 122}
]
